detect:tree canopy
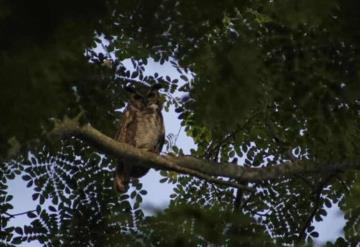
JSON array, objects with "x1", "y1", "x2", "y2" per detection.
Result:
[{"x1": 1, "y1": 0, "x2": 360, "y2": 246}]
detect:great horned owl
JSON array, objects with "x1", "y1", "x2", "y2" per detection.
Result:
[{"x1": 114, "y1": 84, "x2": 165, "y2": 192}]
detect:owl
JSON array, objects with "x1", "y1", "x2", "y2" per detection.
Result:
[{"x1": 114, "y1": 84, "x2": 165, "y2": 192}]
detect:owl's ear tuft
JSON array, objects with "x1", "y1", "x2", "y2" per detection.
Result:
[
  {"x1": 125, "y1": 86, "x2": 136, "y2": 94},
  {"x1": 150, "y1": 84, "x2": 162, "y2": 91}
]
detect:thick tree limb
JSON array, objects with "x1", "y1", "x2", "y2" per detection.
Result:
[
  {"x1": 49, "y1": 114, "x2": 360, "y2": 189},
  {"x1": 49, "y1": 114, "x2": 252, "y2": 191}
]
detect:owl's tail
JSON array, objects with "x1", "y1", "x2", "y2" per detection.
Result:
[{"x1": 114, "y1": 162, "x2": 130, "y2": 193}]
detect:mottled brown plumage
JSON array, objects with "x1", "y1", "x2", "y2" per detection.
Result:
[{"x1": 114, "y1": 84, "x2": 165, "y2": 192}]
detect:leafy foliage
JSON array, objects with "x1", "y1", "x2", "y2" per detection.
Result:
[{"x1": 1, "y1": 0, "x2": 360, "y2": 246}]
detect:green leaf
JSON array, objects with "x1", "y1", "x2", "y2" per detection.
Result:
[
  {"x1": 27, "y1": 211, "x2": 37, "y2": 218},
  {"x1": 310, "y1": 231, "x2": 319, "y2": 238},
  {"x1": 14, "y1": 227, "x2": 23, "y2": 235},
  {"x1": 120, "y1": 194, "x2": 130, "y2": 200},
  {"x1": 130, "y1": 191, "x2": 137, "y2": 199},
  {"x1": 139, "y1": 190, "x2": 147, "y2": 195},
  {"x1": 180, "y1": 75, "x2": 188, "y2": 81},
  {"x1": 32, "y1": 193, "x2": 39, "y2": 201},
  {"x1": 22, "y1": 175, "x2": 31, "y2": 181},
  {"x1": 12, "y1": 237, "x2": 22, "y2": 244}
]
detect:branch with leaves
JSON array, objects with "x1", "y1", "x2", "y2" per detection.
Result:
[
  {"x1": 49, "y1": 114, "x2": 360, "y2": 191},
  {"x1": 3, "y1": 210, "x2": 36, "y2": 219},
  {"x1": 297, "y1": 174, "x2": 337, "y2": 242}
]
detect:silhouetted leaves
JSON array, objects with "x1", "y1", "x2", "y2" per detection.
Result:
[{"x1": 1, "y1": 0, "x2": 360, "y2": 246}]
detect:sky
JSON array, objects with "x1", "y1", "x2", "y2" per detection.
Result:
[{"x1": 5, "y1": 58, "x2": 346, "y2": 246}]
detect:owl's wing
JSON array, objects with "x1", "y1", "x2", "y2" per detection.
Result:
[
  {"x1": 154, "y1": 115, "x2": 165, "y2": 153},
  {"x1": 114, "y1": 109, "x2": 136, "y2": 145},
  {"x1": 114, "y1": 108, "x2": 137, "y2": 193},
  {"x1": 155, "y1": 132, "x2": 165, "y2": 153}
]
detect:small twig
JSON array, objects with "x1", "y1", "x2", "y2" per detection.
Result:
[
  {"x1": 297, "y1": 174, "x2": 337, "y2": 241},
  {"x1": 117, "y1": 75, "x2": 165, "y2": 87},
  {"x1": 232, "y1": 156, "x2": 248, "y2": 212},
  {"x1": 336, "y1": 176, "x2": 351, "y2": 192},
  {"x1": 205, "y1": 110, "x2": 259, "y2": 160},
  {"x1": 116, "y1": 76, "x2": 150, "y2": 86},
  {"x1": 210, "y1": 183, "x2": 224, "y2": 202},
  {"x1": 233, "y1": 188, "x2": 243, "y2": 212},
  {"x1": 254, "y1": 209, "x2": 272, "y2": 217},
  {"x1": 4, "y1": 210, "x2": 36, "y2": 219},
  {"x1": 243, "y1": 206, "x2": 271, "y2": 218},
  {"x1": 233, "y1": 180, "x2": 252, "y2": 212},
  {"x1": 4, "y1": 212, "x2": 13, "y2": 218},
  {"x1": 173, "y1": 126, "x2": 182, "y2": 147},
  {"x1": 100, "y1": 43, "x2": 112, "y2": 58}
]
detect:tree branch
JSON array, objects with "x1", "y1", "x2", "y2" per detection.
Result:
[
  {"x1": 4, "y1": 210, "x2": 36, "y2": 219},
  {"x1": 297, "y1": 174, "x2": 337, "y2": 241},
  {"x1": 49, "y1": 115, "x2": 360, "y2": 189},
  {"x1": 49, "y1": 114, "x2": 252, "y2": 191}
]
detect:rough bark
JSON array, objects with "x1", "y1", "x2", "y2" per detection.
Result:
[{"x1": 49, "y1": 114, "x2": 360, "y2": 189}]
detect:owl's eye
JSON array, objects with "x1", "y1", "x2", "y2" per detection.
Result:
[{"x1": 148, "y1": 92, "x2": 155, "y2": 98}]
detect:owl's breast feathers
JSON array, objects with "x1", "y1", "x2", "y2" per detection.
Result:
[
  {"x1": 115, "y1": 107, "x2": 165, "y2": 153},
  {"x1": 114, "y1": 94, "x2": 165, "y2": 192}
]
